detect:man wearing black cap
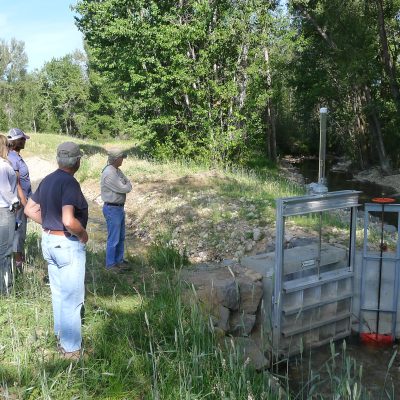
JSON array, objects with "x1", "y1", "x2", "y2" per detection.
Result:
[
  {"x1": 101, "y1": 147, "x2": 132, "y2": 272},
  {"x1": 7, "y1": 128, "x2": 31, "y2": 272},
  {"x1": 25, "y1": 142, "x2": 88, "y2": 360}
]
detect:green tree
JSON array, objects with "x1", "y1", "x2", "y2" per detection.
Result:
[
  {"x1": 75, "y1": 0, "x2": 292, "y2": 163},
  {"x1": 288, "y1": 0, "x2": 400, "y2": 171},
  {"x1": 0, "y1": 38, "x2": 29, "y2": 129},
  {"x1": 40, "y1": 52, "x2": 89, "y2": 135}
]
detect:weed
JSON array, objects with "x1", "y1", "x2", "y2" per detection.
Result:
[{"x1": 147, "y1": 234, "x2": 189, "y2": 270}]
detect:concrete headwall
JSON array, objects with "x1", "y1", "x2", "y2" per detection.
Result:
[{"x1": 242, "y1": 247, "x2": 400, "y2": 339}]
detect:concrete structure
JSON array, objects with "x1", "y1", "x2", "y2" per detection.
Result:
[
  {"x1": 242, "y1": 249, "x2": 400, "y2": 342},
  {"x1": 241, "y1": 192, "x2": 400, "y2": 358}
]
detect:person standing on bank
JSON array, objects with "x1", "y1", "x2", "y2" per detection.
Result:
[
  {"x1": 7, "y1": 128, "x2": 32, "y2": 272},
  {"x1": 0, "y1": 135, "x2": 19, "y2": 295},
  {"x1": 101, "y1": 148, "x2": 132, "y2": 272},
  {"x1": 25, "y1": 142, "x2": 88, "y2": 359}
]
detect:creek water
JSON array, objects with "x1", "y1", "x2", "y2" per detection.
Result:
[
  {"x1": 287, "y1": 158, "x2": 400, "y2": 399},
  {"x1": 297, "y1": 157, "x2": 399, "y2": 226},
  {"x1": 296, "y1": 158, "x2": 396, "y2": 203}
]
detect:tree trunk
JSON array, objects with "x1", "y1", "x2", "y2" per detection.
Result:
[
  {"x1": 353, "y1": 90, "x2": 369, "y2": 169},
  {"x1": 263, "y1": 107, "x2": 271, "y2": 158},
  {"x1": 264, "y1": 46, "x2": 277, "y2": 162},
  {"x1": 375, "y1": 0, "x2": 400, "y2": 116},
  {"x1": 267, "y1": 101, "x2": 277, "y2": 161},
  {"x1": 362, "y1": 86, "x2": 391, "y2": 174}
]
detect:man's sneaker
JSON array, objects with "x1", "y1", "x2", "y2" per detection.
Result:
[
  {"x1": 105, "y1": 264, "x2": 127, "y2": 273},
  {"x1": 116, "y1": 259, "x2": 131, "y2": 271},
  {"x1": 16, "y1": 261, "x2": 23, "y2": 274},
  {"x1": 58, "y1": 347, "x2": 87, "y2": 361}
]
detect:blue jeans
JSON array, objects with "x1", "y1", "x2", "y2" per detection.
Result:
[
  {"x1": 41, "y1": 232, "x2": 86, "y2": 352},
  {"x1": 0, "y1": 207, "x2": 15, "y2": 295},
  {"x1": 103, "y1": 204, "x2": 125, "y2": 268}
]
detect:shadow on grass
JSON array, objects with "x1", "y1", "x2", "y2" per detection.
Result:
[{"x1": 79, "y1": 143, "x2": 148, "y2": 159}]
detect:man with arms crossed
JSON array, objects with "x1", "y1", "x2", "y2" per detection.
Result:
[
  {"x1": 25, "y1": 142, "x2": 88, "y2": 360},
  {"x1": 101, "y1": 148, "x2": 132, "y2": 272},
  {"x1": 7, "y1": 128, "x2": 32, "y2": 272}
]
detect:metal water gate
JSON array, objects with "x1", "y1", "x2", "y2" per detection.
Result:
[
  {"x1": 272, "y1": 190, "x2": 360, "y2": 357},
  {"x1": 358, "y1": 201, "x2": 400, "y2": 340}
]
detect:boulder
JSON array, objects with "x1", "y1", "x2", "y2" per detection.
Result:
[
  {"x1": 230, "y1": 312, "x2": 256, "y2": 336},
  {"x1": 237, "y1": 279, "x2": 263, "y2": 314},
  {"x1": 229, "y1": 337, "x2": 270, "y2": 371},
  {"x1": 210, "y1": 305, "x2": 230, "y2": 332}
]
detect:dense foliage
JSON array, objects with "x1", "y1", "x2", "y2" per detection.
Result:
[{"x1": 1, "y1": 0, "x2": 400, "y2": 168}]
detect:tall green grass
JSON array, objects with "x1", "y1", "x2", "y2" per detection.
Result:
[
  {"x1": 2, "y1": 132, "x2": 396, "y2": 399},
  {"x1": 1, "y1": 230, "x2": 397, "y2": 399},
  {"x1": 0, "y1": 230, "x2": 283, "y2": 399}
]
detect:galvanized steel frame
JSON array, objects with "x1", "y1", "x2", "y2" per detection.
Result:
[
  {"x1": 359, "y1": 203, "x2": 400, "y2": 338},
  {"x1": 273, "y1": 190, "x2": 360, "y2": 355}
]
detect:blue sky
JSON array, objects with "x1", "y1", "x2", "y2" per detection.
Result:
[{"x1": 0, "y1": 0, "x2": 84, "y2": 71}]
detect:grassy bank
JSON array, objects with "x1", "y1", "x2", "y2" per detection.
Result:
[
  {"x1": 1, "y1": 228, "x2": 379, "y2": 400},
  {"x1": 0, "y1": 133, "x2": 395, "y2": 399},
  {"x1": 1, "y1": 227, "x2": 286, "y2": 399}
]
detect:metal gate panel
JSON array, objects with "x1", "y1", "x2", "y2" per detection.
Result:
[
  {"x1": 359, "y1": 203, "x2": 400, "y2": 338},
  {"x1": 273, "y1": 191, "x2": 360, "y2": 357}
]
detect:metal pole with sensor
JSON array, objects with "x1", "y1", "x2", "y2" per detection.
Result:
[
  {"x1": 315, "y1": 107, "x2": 328, "y2": 278},
  {"x1": 316, "y1": 107, "x2": 328, "y2": 193},
  {"x1": 307, "y1": 107, "x2": 329, "y2": 195}
]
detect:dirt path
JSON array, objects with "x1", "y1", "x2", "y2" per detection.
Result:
[{"x1": 26, "y1": 156, "x2": 57, "y2": 190}]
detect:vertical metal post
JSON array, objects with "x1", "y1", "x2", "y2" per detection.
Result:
[
  {"x1": 318, "y1": 107, "x2": 328, "y2": 187},
  {"x1": 273, "y1": 198, "x2": 285, "y2": 357},
  {"x1": 359, "y1": 207, "x2": 369, "y2": 335},
  {"x1": 375, "y1": 204, "x2": 385, "y2": 338},
  {"x1": 317, "y1": 212, "x2": 322, "y2": 279},
  {"x1": 393, "y1": 211, "x2": 400, "y2": 336},
  {"x1": 349, "y1": 206, "x2": 357, "y2": 272}
]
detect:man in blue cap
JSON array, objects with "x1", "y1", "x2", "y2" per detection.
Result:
[{"x1": 7, "y1": 128, "x2": 31, "y2": 273}]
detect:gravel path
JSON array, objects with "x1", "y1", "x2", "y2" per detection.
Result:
[{"x1": 25, "y1": 156, "x2": 57, "y2": 190}]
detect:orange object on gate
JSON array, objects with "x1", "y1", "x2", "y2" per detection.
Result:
[
  {"x1": 360, "y1": 332, "x2": 394, "y2": 346},
  {"x1": 371, "y1": 197, "x2": 396, "y2": 203}
]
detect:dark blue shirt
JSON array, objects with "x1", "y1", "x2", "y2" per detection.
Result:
[{"x1": 31, "y1": 169, "x2": 88, "y2": 231}]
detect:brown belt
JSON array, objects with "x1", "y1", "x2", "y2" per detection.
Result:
[{"x1": 43, "y1": 229, "x2": 69, "y2": 236}]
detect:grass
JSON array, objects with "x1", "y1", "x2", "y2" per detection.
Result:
[
  {"x1": 2, "y1": 229, "x2": 397, "y2": 399},
  {"x1": 0, "y1": 229, "x2": 284, "y2": 399},
  {"x1": 1, "y1": 132, "x2": 398, "y2": 398},
  {"x1": 147, "y1": 234, "x2": 189, "y2": 270}
]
